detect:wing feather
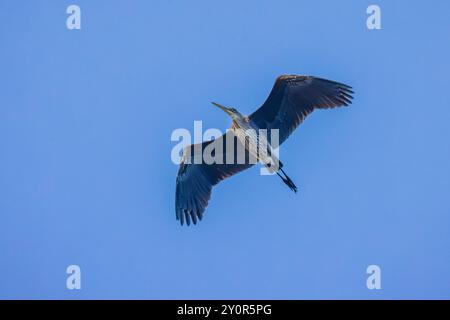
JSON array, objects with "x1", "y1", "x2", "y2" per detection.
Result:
[
  {"x1": 250, "y1": 75, "x2": 354, "y2": 145},
  {"x1": 175, "y1": 131, "x2": 253, "y2": 225}
]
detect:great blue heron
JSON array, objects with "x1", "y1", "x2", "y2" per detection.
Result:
[{"x1": 175, "y1": 75, "x2": 354, "y2": 225}]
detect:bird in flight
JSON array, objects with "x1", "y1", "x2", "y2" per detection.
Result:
[{"x1": 175, "y1": 75, "x2": 354, "y2": 225}]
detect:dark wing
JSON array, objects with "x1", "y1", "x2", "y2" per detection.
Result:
[
  {"x1": 175, "y1": 131, "x2": 253, "y2": 226},
  {"x1": 249, "y1": 75, "x2": 354, "y2": 145}
]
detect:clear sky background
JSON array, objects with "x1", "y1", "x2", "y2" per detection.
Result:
[{"x1": 1, "y1": 0, "x2": 450, "y2": 299}]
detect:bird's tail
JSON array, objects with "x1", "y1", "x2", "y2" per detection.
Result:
[{"x1": 276, "y1": 166, "x2": 298, "y2": 193}]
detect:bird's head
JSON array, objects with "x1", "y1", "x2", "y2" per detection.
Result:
[{"x1": 211, "y1": 102, "x2": 244, "y2": 121}]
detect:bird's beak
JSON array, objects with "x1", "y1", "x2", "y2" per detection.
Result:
[{"x1": 211, "y1": 102, "x2": 232, "y2": 115}]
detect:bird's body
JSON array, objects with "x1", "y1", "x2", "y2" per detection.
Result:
[
  {"x1": 229, "y1": 115, "x2": 279, "y2": 173},
  {"x1": 175, "y1": 75, "x2": 354, "y2": 226}
]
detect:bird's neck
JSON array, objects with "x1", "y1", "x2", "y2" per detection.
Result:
[{"x1": 231, "y1": 116, "x2": 249, "y2": 129}]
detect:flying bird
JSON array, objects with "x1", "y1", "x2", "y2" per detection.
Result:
[{"x1": 175, "y1": 75, "x2": 353, "y2": 225}]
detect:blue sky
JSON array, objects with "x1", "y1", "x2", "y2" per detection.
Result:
[{"x1": 1, "y1": 0, "x2": 449, "y2": 299}]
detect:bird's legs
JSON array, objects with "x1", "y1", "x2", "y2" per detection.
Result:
[
  {"x1": 276, "y1": 167, "x2": 298, "y2": 193},
  {"x1": 260, "y1": 148, "x2": 298, "y2": 193}
]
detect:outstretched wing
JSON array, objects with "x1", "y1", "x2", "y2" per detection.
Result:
[
  {"x1": 250, "y1": 75, "x2": 354, "y2": 145},
  {"x1": 175, "y1": 131, "x2": 253, "y2": 226}
]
